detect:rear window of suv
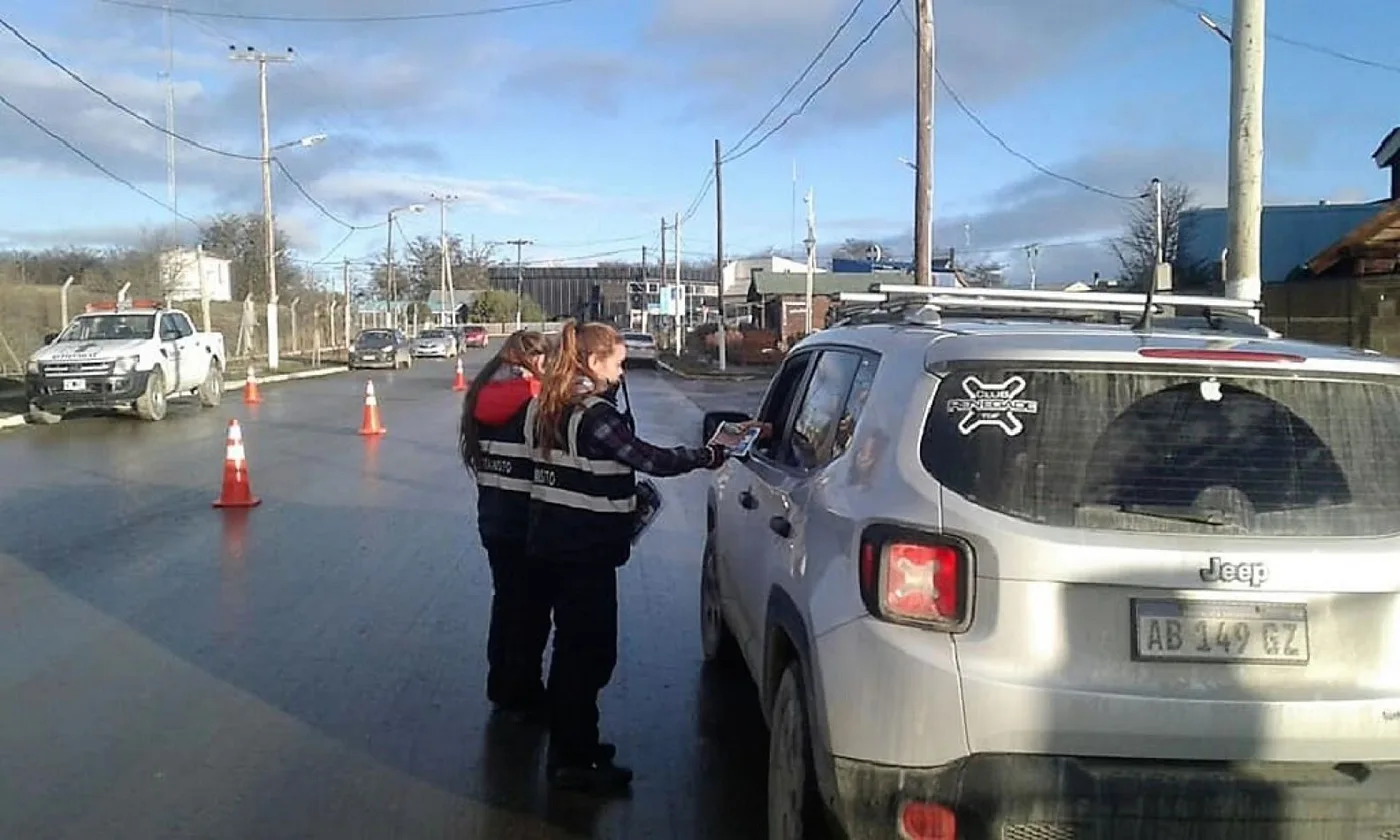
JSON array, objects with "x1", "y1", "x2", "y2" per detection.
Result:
[{"x1": 919, "y1": 365, "x2": 1400, "y2": 537}]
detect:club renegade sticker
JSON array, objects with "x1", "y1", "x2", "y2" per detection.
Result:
[{"x1": 946, "y1": 375, "x2": 1039, "y2": 436}]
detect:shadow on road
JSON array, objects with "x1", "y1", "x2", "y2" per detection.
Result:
[{"x1": 0, "y1": 475, "x2": 769, "y2": 839}]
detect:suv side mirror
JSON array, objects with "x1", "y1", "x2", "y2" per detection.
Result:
[{"x1": 42, "y1": 332, "x2": 58, "y2": 345}]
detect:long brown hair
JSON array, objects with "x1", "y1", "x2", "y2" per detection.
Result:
[
  {"x1": 532, "y1": 319, "x2": 621, "y2": 451},
  {"x1": 459, "y1": 329, "x2": 549, "y2": 474}
]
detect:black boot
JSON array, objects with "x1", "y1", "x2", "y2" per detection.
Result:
[{"x1": 546, "y1": 749, "x2": 632, "y2": 794}]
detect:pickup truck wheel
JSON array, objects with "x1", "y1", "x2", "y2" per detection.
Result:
[
  {"x1": 197, "y1": 364, "x2": 223, "y2": 407},
  {"x1": 769, "y1": 663, "x2": 832, "y2": 840},
  {"x1": 135, "y1": 369, "x2": 168, "y2": 421},
  {"x1": 26, "y1": 404, "x2": 62, "y2": 425},
  {"x1": 701, "y1": 533, "x2": 741, "y2": 669}
]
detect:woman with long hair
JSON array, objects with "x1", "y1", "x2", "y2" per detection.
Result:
[
  {"x1": 458, "y1": 329, "x2": 551, "y2": 721},
  {"x1": 525, "y1": 319, "x2": 728, "y2": 794}
]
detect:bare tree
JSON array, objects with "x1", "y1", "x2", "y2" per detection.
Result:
[
  {"x1": 1111, "y1": 179, "x2": 1204, "y2": 291},
  {"x1": 832, "y1": 238, "x2": 882, "y2": 260},
  {"x1": 961, "y1": 260, "x2": 1006, "y2": 288}
]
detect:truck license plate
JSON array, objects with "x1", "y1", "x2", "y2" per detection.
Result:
[{"x1": 62, "y1": 378, "x2": 86, "y2": 392}]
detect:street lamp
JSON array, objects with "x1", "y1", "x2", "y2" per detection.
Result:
[
  {"x1": 1197, "y1": 12, "x2": 1231, "y2": 43},
  {"x1": 262, "y1": 132, "x2": 327, "y2": 371},
  {"x1": 898, "y1": 157, "x2": 917, "y2": 171},
  {"x1": 385, "y1": 203, "x2": 425, "y2": 330}
]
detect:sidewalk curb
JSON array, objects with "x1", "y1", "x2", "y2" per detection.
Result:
[
  {"x1": 0, "y1": 364, "x2": 350, "y2": 431},
  {"x1": 655, "y1": 358, "x2": 761, "y2": 382},
  {"x1": 228, "y1": 365, "x2": 349, "y2": 390}
]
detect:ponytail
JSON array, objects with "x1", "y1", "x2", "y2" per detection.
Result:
[{"x1": 532, "y1": 319, "x2": 621, "y2": 451}]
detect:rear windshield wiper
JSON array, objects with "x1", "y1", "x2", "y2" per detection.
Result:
[{"x1": 1078, "y1": 503, "x2": 1235, "y2": 527}]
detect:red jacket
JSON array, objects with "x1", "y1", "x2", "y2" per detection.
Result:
[{"x1": 473, "y1": 376, "x2": 540, "y2": 426}]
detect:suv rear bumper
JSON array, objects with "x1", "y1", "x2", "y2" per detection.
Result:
[
  {"x1": 26, "y1": 370, "x2": 151, "y2": 411},
  {"x1": 829, "y1": 753, "x2": 1400, "y2": 839}
]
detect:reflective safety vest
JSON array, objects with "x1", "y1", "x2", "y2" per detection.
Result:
[
  {"x1": 474, "y1": 400, "x2": 534, "y2": 546},
  {"x1": 525, "y1": 395, "x2": 637, "y2": 560}
]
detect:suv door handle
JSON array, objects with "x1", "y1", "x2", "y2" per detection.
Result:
[
  {"x1": 738, "y1": 489, "x2": 758, "y2": 510},
  {"x1": 768, "y1": 516, "x2": 792, "y2": 538}
]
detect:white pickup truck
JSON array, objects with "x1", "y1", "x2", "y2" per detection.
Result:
[{"x1": 24, "y1": 300, "x2": 226, "y2": 423}]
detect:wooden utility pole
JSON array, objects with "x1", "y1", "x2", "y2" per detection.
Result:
[
  {"x1": 913, "y1": 0, "x2": 935, "y2": 285},
  {"x1": 342, "y1": 258, "x2": 351, "y2": 349},
  {"x1": 714, "y1": 139, "x2": 727, "y2": 371}
]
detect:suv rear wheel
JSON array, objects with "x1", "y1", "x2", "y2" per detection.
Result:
[{"x1": 769, "y1": 663, "x2": 831, "y2": 840}]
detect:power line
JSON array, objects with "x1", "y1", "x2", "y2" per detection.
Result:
[
  {"x1": 726, "y1": 0, "x2": 871, "y2": 155},
  {"x1": 0, "y1": 89, "x2": 201, "y2": 227},
  {"x1": 0, "y1": 15, "x2": 259, "y2": 161},
  {"x1": 722, "y1": 0, "x2": 902, "y2": 165},
  {"x1": 892, "y1": 3, "x2": 1138, "y2": 201},
  {"x1": 100, "y1": 0, "x2": 576, "y2": 23},
  {"x1": 680, "y1": 170, "x2": 714, "y2": 225},
  {"x1": 1152, "y1": 0, "x2": 1400, "y2": 75},
  {"x1": 272, "y1": 159, "x2": 381, "y2": 230}
]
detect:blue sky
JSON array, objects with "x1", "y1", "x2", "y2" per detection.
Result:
[{"x1": 0, "y1": 0, "x2": 1396, "y2": 284}]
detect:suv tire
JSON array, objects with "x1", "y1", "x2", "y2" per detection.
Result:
[
  {"x1": 769, "y1": 663, "x2": 831, "y2": 840},
  {"x1": 700, "y1": 534, "x2": 741, "y2": 668}
]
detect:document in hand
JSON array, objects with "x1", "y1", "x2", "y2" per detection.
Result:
[
  {"x1": 632, "y1": 478, "x2": 663, "y2": 545},
  {"x1": 708, "y1": 422, "x2": 762, "y2": 459}
]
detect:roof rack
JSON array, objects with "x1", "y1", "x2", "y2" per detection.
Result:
[{"x1": 826, "y1": 284, "x2": 1268, "y2": 335}]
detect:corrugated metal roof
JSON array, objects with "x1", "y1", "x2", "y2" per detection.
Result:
[{"x1": 1178, "y1": 202, "x2": 1385, "y2": 284}]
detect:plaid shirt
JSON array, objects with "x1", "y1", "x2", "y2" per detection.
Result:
[{"x1": 576, "y1": 396, "x2": 715, "y2": 477}]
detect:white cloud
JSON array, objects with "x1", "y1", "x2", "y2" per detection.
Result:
[{"x1": 305, "y1": 170, "x2": 606, "y2": 217}]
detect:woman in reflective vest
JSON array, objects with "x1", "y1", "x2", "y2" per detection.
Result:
[
  {"x1": 527, "y1": 320, "x2": 727, "y2": 794},
  {"x1": 457, "y1": 329, "x2": 550, "y2": 720}
]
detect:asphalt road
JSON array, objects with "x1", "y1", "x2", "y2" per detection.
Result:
[{"x1": 0, "y1": 352, "x2": 770, "y2": 840}]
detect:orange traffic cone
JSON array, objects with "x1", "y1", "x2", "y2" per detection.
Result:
[
  {"x1": 213, "y1": 419, "x2": 261, "y2": 508},
  {"x1": 358, "y1": 380, "x2": 387, "y2": 436},
  {"x1": 243, "y1": 365, "x2": 263, "y2": 404},
  {"x1": 451, "y1": 358, "x2": 468, "y2": 392}
]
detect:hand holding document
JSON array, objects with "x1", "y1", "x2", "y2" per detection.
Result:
[{"x1": 708, "y1": 420, "x2": 767, "y2": 457}]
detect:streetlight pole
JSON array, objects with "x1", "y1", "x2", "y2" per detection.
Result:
[
  {"x1": 506, "y1": 239, "x2": 531, "y2": 329},
  {"x1": 385, "y1": 203, "x2": 425, "y2": 330},
  {"x1": 230, "y1": 46, "x2": 294, "y2": 370}
]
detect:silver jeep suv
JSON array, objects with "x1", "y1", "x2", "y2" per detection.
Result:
[{"x1": 701, "y1": 284, "x2": 1400, "y2": 839}]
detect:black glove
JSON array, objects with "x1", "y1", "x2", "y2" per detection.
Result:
[{"x1": 704, "y1": 443, "x2": 730, "y2": 469}]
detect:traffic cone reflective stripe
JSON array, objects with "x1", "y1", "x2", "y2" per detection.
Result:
[
  {"x1": 243, "y1": 365, "x2": 263, "y2": 404},
  {"x1": 214, "y1": 419, "x2": 261, "y2": 508},
  {"x1": 451, "y1": 359, "x2": 468, "y2": 391},
  {"x1": 358, "y1": 379, "x2": 386, "y2": 436}
]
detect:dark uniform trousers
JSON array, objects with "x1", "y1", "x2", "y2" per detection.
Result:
[
  {"x1": 477, "y1": 410, "x2": 552, "y2": 710},
  {"x1": 525, "y1": 396, "x2": 637, "y2": 765}
]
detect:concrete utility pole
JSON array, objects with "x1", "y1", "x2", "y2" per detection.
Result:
[
  {"x1": 1225, "y1": 0, "x2": 1264, "y2": 307},
  {"x1": 507, "y1": 239, "x2": 532, "y2": 329},
  {"x1": 673, "y1": 213, "x2": 683, "y2": 354},
  {"x1": 1025, "y1": 244, "x2": 1040, "y2": 290},
  {"x1": 640, "y1": 245, "x2": 649, "y2": 333},
  {"x1": 230, "y1": 46, "x2": 294, "y2": 370},
  {"x1": 714, "y1": 139, "x2": 727, "y2": 371},
  {"x1": 804, "y1": 188, "x2": 816, "y2": 335},
  {"x1": 913, "y1": 0, "x2": 935, "y2": 286},
  {"x1": 431, "y1": 193, "x2": 459, "y2": 326},
  {"x1": 342, "y1": 258, "x2": 351, "y2": 349}
]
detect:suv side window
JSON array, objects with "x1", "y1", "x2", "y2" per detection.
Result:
[
  {"x1": 754, "y1": 351, "x2": 816, "y2": 462},
  {"x1": 787, "y1": 350, "x2": 863, "y2": 470},
  {"x1": 830, "y1": 353, "x2": 879, "y2": 461}
]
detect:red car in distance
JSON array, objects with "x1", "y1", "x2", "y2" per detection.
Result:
[{"x1": 458, "y1": 324, "x2": 489, "y2": 349}]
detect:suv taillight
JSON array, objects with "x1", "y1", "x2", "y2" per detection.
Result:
[{"x1": 858, "y1": 526, "x2": 972, "y2": 630}]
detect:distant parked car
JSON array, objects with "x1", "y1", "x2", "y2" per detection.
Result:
[
  {"x1": 413, "y1": 328, "x2": 458, "y2": 359},
  {"x1": 622, "y1": 331, "x2": 658, "y2": 367},
  {"x1": 349, "y1": 328, "x2": 412, "y2": 370},
  {"x1": 459, "y1": 324, "x2": 489, "y2": 349}
]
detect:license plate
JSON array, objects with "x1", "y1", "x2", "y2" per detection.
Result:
[
  {"x1": 62, "y1": 378, "x2": 86, "y2": 392},
  {"x1": 1132, "y1": 599, "x2": 1309, "y2": 665}
]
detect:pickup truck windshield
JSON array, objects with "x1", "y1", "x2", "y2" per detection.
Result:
[
  {"x1": 920, "y1": 365, "x2": 1400, "y2": 537},
  {"x1": 356, "y1": 332, "x2": 395, "y2": 349},
  {"x1": 58, "y1": 314, "x2": 155, "y2": 341}
]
